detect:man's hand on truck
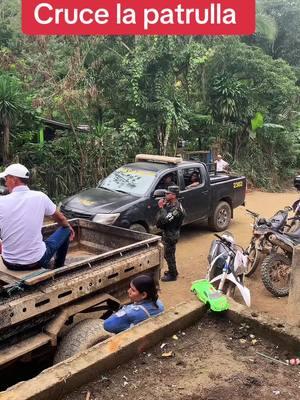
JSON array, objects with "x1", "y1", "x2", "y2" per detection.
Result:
[{"x1": 51, "y1": 209, "x2": 75, "y2": 241}]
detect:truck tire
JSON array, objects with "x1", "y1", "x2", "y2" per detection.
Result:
[
  {"x1": 208, "y1": 201, "x2": 231, "y2": 232},
  {"x1": 261, "y1": 254, "x2": 291, "y2": 297},
  {"x1": 129, "y1": 223, "x2": 147, "y2": 233},
  {"x1": 54, "y1": 318, "x2": 112, "y2": 364}
]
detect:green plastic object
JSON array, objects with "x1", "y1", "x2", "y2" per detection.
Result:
[{"x1": 191, "y1": 279, "x2": 229, "y2": 312}]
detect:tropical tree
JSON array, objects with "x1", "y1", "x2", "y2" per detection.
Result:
[
  {"x1": 255, "y1": 0, "x2": 300, "y2": 67},
  {"x1": 204, "y1": 40, "x2": 298, "y2": 153},
  {"x1": 0, "y1": 1, "x2": 299, "y2": 192},
  {"x1": 0, "y1": 74, "x2": 24, "y2": 164}
]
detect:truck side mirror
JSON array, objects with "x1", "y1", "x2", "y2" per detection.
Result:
[{"x1": 153, "y1": 189, "x2": 166, "y2": 198}]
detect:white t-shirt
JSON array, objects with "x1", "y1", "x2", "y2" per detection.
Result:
[
  {"x1": 215, "y1": 159, "x2": 229, "y2": 172},
  {"x1": 0, "y1": 186, "x2": 56, "y2": 264}
]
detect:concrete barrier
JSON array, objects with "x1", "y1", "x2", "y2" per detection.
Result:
[
  {"x1": 2, "y1": 299, "x2": 300, "y2": 400},
  {"x1": 229, "y1": 299, "x2": 300, "y2": 353},
  {"x1": 1, "y1": 300, "x2": 206, "y2": 400}
]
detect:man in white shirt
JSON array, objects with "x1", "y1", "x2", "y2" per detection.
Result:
[
  {"x1": 0, "y1": 163, "x2": 75, "y2": 271},
  {"x1": 214, "y1": 154, "x2": 229, "y2": 173}
]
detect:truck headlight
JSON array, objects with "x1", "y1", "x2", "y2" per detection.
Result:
[{"x1": 92, "y1": 213, "x2": 120, "y2": 225}]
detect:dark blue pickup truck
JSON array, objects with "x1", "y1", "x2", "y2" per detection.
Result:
[{"x1": 61, "y1": 154, "x2": 246, "y2": 232}]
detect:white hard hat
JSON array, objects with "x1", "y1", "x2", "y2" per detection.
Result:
[{"x1": 0, "y1": 163, "x2": 30, "y2": 179}]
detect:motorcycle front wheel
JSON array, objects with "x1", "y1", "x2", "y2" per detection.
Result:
[
  {"x1": 245, "y1": 243, "x2": 262, "y2": 277},
  {"x1": 261, "y1": 253, "x2": 291, "y2": 297},
  {"x1": 224, "y1": 282, "x2": 236, "y2": 297}
]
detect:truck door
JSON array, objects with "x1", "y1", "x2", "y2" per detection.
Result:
[
  {"x1": 146, "y1": 170, "x2": 180, "y2": 232},
  {"x1": 178, "y1": 166, "x2": 210, "y2": 223}
]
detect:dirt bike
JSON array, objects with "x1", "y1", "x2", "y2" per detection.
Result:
[
  {"x1": 260, "y1": 217, "x2": 300, "y2": 297},
  {"x1": 287, "y1": 175, "x2": 300, "y2": 232},
  {"x1": 245, "y1": 207, "x2": 292, "y2": 277},
  {"x1": 288, "y1": 199, "x2": 300, "y2": 232},
  {"x1": 206, "y1": 232, "x2": 251, "y2": 306}
]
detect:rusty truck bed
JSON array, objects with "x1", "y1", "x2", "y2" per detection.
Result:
[
  {"x1": 0, "y1": 219, "x2": 161, "y2": 289},
  {"x1": 0, "y1": 219, "x2": 162, "y2": 369}
]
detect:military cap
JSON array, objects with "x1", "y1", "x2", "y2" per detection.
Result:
[{"x1": 166, "y1": 185, "x2": 180, "y2": 196}]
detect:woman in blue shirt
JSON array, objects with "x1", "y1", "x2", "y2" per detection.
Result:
[{"x1": 103, "y1": 274, "x2": 164, "y2": 334}]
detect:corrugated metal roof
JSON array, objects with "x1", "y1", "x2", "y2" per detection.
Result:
[{"x1": 39, "y1": 118, "x2": 90, "y2": 132}]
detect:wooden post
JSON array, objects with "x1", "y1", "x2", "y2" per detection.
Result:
[{"x1": 287, "y1": 245, "x2": 300, "y2": 326}]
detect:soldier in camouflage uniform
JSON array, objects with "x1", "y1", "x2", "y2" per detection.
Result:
[{"x1": 156, "y1": 186, "x2": 185, "y2": 282}]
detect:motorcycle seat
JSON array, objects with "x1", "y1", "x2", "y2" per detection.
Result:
[
  {"x1": 285, "y1": 230, "x2": 300, "y2": 244},
  {"x1": 291, "y1": 237, "x2": 300, "y2": 245}
]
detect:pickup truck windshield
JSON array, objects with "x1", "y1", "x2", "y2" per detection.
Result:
[{"x1": 99, "y1": 167, "x2": 157, "y2": 196}]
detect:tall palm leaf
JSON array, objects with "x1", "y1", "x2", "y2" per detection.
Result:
[
  {"x1": 0, "y1": 75, "x2": 22, "y2": 164},
  {"x1": 256, "y1": 14, "x2": 278, "y2": 43}
]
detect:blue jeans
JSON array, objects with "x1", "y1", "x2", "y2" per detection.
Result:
[{"x1": 39, "y1": 227, "x2": 71, "y2": 269}]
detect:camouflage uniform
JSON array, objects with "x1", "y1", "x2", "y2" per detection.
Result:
[{"x1": 156, "y1": 199, "x2": 185, "y2": 277}]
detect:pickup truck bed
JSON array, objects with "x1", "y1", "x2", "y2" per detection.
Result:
[
  {"x1": 0, "y1": 219, "x2": 160, "y2": 289},
  {"x1": 209, "y1": 172, "x2": 246, "y2": 209},
  {"x1": 0, "y1": 219, "x2": 162, "y2": 369}
]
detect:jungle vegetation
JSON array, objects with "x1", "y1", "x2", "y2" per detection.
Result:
[{"x1": 0, "y1": 0, "x2": 300, "y2": 199}]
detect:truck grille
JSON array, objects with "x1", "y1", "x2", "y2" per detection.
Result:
[{"x1": 60, "y1": 206, "x2": 92, "y2": 220}]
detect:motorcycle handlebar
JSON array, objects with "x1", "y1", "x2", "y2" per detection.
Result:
[
  {"x1": 214, "y1": 233, "x2": 223, "y2": 240},
  {"x1": 245, "y1": 209, "x2": 259, "y2": 218},
  {"x1": 288, "y1": 216, "x2": 300, "y2": 221},
  {"x1": 214, "y1": 234, "x2": 234, "y2": 250},
  {"x1": 214, "y1": 234, "x2": 246, "y2": 255}
]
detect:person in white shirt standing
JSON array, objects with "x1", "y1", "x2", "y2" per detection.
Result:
[
  {"x1": 0, "y1": 163, "x2": 75, "y2": 271},
  {"x1": 214, "y1": 154, "x2": 229, "y2": 173}
]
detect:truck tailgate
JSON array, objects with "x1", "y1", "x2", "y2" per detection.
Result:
[{"x1": 209, "y1": 174, "x2": 246, "y2": 209}]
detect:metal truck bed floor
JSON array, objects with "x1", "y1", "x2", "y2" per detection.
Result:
[
  {"x1": 0, "y1": 248, "x2": 96, "y2": 285},
  {"x1": 0, "y1": 219, "x2": 162, "y2": 373},
  {"x1": 0, "y1": 219, "x2": 161, "y2": 289}
]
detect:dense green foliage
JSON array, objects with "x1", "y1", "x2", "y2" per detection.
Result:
[{"x1": 0, "y1": 1, "x2": 300, "y2": 199}]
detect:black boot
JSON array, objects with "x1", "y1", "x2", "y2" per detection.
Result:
[
  {"x1": 161, "y1": 272, "x2": 177, "y2": 282},
  {"x1": 164, "y1": 270, "x2": 178, "y2": 277}
]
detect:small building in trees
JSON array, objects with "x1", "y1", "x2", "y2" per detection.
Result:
[{"x1": 38, "y1": 118, "x2": 90, "y2": 143}]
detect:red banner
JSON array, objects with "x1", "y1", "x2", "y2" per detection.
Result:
[{"x1": 22, "y1": 0, "x2": 256, "y2": 35}]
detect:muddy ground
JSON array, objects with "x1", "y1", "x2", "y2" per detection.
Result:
[
  {"x1": 161, "y1": 190, "x2": 298, "y2": 320},
  {"x1": 63, "y1": 191, "x2": 300, "y2": 400},
  {"x1": 64, "y1": 314, "x2": 300, "y2": 400},
  {"x1": 3, "y1": 190, "x2": 299, "y2": 396}
]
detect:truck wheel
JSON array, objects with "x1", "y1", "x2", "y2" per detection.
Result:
[
  {"x1": 54, "y1": 318, "x2": 112, "y2": 364},
  {"x1": 129, "y1": 223, "x2": 147, "y2": 233},
  {"x1": 208, "y1": 201, "x2": 231, "y2": 232},
  {"x1": 261, "y1": 254, "x2": 291, "y2": 297}
]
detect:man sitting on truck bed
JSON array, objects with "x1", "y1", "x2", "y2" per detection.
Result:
[{"x1": 0, "y1": 163, "x2": 75, "y2": 271}]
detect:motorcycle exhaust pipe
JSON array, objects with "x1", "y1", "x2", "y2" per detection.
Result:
[{"x1": 268, "y1": 234, "x2": 293, "y2": 253}]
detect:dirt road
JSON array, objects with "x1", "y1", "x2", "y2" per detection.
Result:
[
  {"x1": 160, "y1": 190, "x2": 298, "y2": 321},
  {"x1": 61, "y1": 190, "x2": 298, "y2": 400}
]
